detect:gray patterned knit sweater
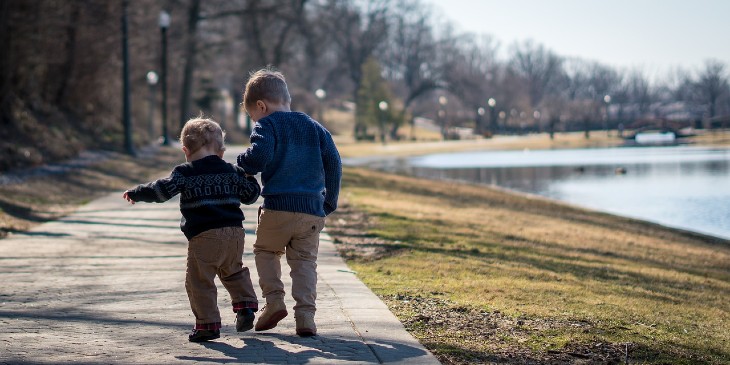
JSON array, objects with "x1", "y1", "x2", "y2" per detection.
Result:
[{"x1": 125, "y1": 155, "x2": 261, "y2": 239}]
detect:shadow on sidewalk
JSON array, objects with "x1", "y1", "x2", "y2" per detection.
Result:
[
  {"x1": 177, "y1": 332, "x2": 428, "y2": 364},
  {"x1": 0, "y1": 309, "x2": 188, "y2": 329}
]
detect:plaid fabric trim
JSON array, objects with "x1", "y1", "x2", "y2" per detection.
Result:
[
  {"x1": 232, "y1": 301, "x2": 259, "y2": 312},
  {"x1": 194, "y1": 322, "x2": 222, "y2": 330}
]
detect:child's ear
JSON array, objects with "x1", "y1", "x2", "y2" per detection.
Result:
[
  {"x1": 256, "y1": 100, "x2": 267, "y2": 112},
  {"x1": 182, "y1": 146, "x2": 190, "y2": 157}
]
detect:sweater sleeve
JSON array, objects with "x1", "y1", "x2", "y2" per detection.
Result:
[
  {"x1": 320, "y1": 129, "x2": 342, "y2": 215},
  {"x1": 237, "y1": 120, "x2": 275, "y2": 175},
  {"x1": 125, "y1": 168, "x2": 184, "y2": 203},
  {"x1": 239, "y1": 173, "x2": 262, "y2": 205}
]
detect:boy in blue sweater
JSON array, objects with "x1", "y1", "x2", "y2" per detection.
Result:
[
  {"x1": 123, "y1": 118, "x2": 261, "y2": 342},
  {"x1": 237, "y1": 68, "x2": 342, "y2": 337}
]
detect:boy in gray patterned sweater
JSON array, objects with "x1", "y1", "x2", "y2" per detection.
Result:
[{"x1": 123, "y1": 118, "x2": 261, "y2": 342}]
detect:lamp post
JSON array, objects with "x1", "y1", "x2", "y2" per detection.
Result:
[
  {"x1": 498, "y1": 110, "x2": 506, "y2": 133},
  {"x1": 378, "y1": 101, "x2": 388, "y2": 144},
  {"x1": 477, "y1": 107, "x2": 486, "y2": 136},
  {"x1": 488, "y1": 98, "x2": 497, "y2": 135},
  {"x1": 220, "y1": 89, "x2": 233, "y2": 130},
  {"x1": 315, "y1": 88, "x2": 326, "y2": 124},
  {"x1": 159, "y1": 10, "x2": 170, "y2": 145},
  {"x1": 146, "y1": 71, "x2": 158, "y2": 141},
  {"x1": 438, "y1": 95, "x2": 448, "y2": 139},
  {"x1": 603, "y1": 94, "x2": 611, "y2": 136},
  {"x1": 121, "y1": 0, "x2": 134, "y2": 155}
]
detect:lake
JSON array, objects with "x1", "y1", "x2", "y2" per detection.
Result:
[{"x1": 346, "y1": 146, "x2": 730, "y2": 240}]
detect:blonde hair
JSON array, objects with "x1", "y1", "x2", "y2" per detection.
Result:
[
  {"x1": 179, "y1": 118, "x2": 226, "y2": 154},
  {"x1": 242, "y1": 66, "x2": 291, "y2": 109}
]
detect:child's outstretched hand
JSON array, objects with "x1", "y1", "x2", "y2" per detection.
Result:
[{"x1": 122, "y1": 191, "x2": 135, "y2": 204}]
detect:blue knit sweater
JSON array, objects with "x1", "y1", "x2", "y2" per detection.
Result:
[{"x1": 236, "y1": 111, "x2": 342, "y2": 216}]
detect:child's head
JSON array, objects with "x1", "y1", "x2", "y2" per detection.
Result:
[
  {"x1": 179, "y1": 118, "x2": 225, "y2": 158},
  {"x1": 242, "y1": 67, "x2": 291, "y2": 121}
]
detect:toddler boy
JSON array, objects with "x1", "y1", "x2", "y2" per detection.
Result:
[
  {"x1": 123, "y1": 118, "x2": 261, "y2": 342},
  {"x1": 237, "y1": 68, "x2": 342, "y2": 336}
]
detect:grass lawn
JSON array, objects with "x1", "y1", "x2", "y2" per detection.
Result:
[{"x1": 327, "y1": 166, "x2": 730, "y2": 364}]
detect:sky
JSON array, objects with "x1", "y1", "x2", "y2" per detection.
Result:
[{"x1": 426, "y1": 0, "x2": 730, "y2": 79}]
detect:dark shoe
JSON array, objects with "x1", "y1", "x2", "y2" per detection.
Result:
[
  {"x1": 236, "y1": 308, "x2": 255, "y2": 332},
  {"x1": 188, "y1": 329, "x2": 220, "y2": 342},
  {"x1": 255, "y1": 301, "x2": 288, "y2": 331}
]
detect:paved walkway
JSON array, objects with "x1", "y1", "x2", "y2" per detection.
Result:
[{"x1": 0, "y1": 154, "x2": 439, "y2": 364}]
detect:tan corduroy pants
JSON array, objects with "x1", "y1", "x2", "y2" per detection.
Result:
[
  {"x1": 254, "y1": 208, "x2": 325, "y2": 315},
  {"x1": 185, "y1": 226, "x2": 258, "y2": 325}
]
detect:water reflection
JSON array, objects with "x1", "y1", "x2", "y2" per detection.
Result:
[{"x1": 348, "y1": 146, "x2": 730, "y2": 240}]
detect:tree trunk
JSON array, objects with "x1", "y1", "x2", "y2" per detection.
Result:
[
  {"x1": 179, "y1": 0, "x2": 201, "y2": 131},
  {"x1": 55, "y1": 2, "x2": 80, "y2": 106},
  {"x1": 0, "y1": 0, "x2": 12, "y2": 118}
]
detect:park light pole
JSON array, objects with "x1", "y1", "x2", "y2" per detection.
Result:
[
  {"x1": 603, "y1": 94, "x2": 611, "y2": 136},
  {"x1": 219, "y1": 89, "x2": 233, "y2": 130},
  {"x1": 159, "y1": 10, "x2": 170, "y2": 145},
  {"x1": 146, "y1": 71, "x2": 158, "y2": 141},
  {"x1": 477, "y1": 107, "x2": 485, "y2": 136},
  {"x1": 315, "y1": 88, "x2": 326, "y2": 124},
  {"x1": 121, "y1": 0, "x2": 135, "y2": 155},
  {"x1": 378, "y1": 101, "x2": 388, "y2": 144},
  {"x1": 488, "y1": 98, "x2": 497, "y2": 135},
  {"x1": 438, "y1": 95, "x2": 448, "y2": 139}
]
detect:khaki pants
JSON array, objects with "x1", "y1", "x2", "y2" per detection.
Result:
[
  {"x1": 186, "y1": 226, "x2": 258, "y2": 325},
  {"x1": 254, "y1": 208, "x2": 325, "y2": 315}
]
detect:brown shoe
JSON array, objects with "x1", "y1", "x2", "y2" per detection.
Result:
[
  {"x1": 254, "y1": 300, "x2": 288, "y2": 331},
  {"x1": 295, "y1": 312, "x2": 317, "y2": 337}
]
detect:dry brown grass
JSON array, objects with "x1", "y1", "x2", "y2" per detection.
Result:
[
  {"x1": 337, "y1": 129, "x2": 730, "y2": 159},
  {"x1": 0, "y1": 147, "x2": 184, "y2": 238},
  {"x1": 337, "y1": 131, "x2": 624, "y2": 159},
  {"x1": 330, "y1": 166, "x2": 730, "y2": 364}
]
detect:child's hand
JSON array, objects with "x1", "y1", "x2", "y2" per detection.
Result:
[{"x1": 122, "y1": 191, "x2": 135, "y2": 204}]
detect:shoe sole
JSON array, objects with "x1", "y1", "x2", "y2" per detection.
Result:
[
  {"x1": 296, "y1": 328, "x2": 316, "y2": 337},
  {"x1": 255, "y1": 310, "x2": 288, "y2": 331},
  {"x1": 188, "y1": 333, "x2": 220, "y2": 342}
]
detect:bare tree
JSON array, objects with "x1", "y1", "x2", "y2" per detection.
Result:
[
  {"x1": 382, "y1": 0, "x2": 443, "y2": 138},
  {"x1": 443, "y1": 34, "x2": 499, "y2": 136},
  {"x1": 509, "y1": 40, "x2": 563, "y2": 109},
  {"x1": 178, "y1": 0, "x2": 201, "y2": 130},
  {"x1": 694, "y1": 59, "x2": 729, "y2": 119},
  {"x1": 625, "y1": 69, "x2": 653, "y2": 121},
  {"x1": 321, "y1": 0, "x2": 390, "y2": 139},
  {"x1": 237, "y1": 0, "x2": 308, "y2": 69}
]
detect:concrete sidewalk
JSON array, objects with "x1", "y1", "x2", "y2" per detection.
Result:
[{"x1": 0, "y1": 168, "x2": 439, "y2": 364}]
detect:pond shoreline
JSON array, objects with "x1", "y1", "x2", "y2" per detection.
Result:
[{"x1": 340, "y1": 131, "x2": 730, "y2": 243}]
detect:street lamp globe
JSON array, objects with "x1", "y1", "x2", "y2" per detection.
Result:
[
  {"x1": 604, "y1": 94, "x2": 611, "y2": 104},
  {"x1": 378, "y1": 101, "x2": 388, "y2": 111},
  {"x1": 478, "y1": 107, "x2": 486, "y2": 116},
  {"x1": 315, "y1": 88, "x2": 326, "y2": 100},
  {"x1": 146, "y1": 71, "x2": 158, "y2": 86},
  {"x1": 488, "y1": 98, "x2": 496, "y2": 108},
  {"x1": 438, "y1": 96, "x2": 448, "y2": 106},
  {"x1": 159, "y1": 10, "x2": 170, "y2": 28}
]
